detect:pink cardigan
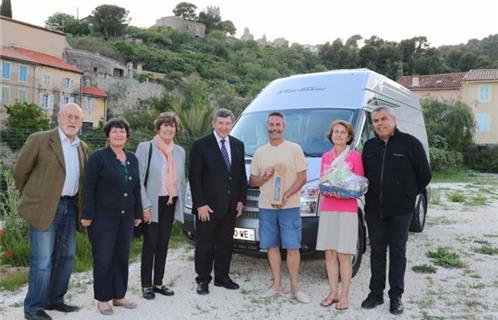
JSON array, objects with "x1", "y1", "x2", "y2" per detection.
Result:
[{"x1": 319, "y1": 149, "x2": 364, "y2": 213}]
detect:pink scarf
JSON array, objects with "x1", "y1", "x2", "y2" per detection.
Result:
[{"x1": 153, "y1": 135, "x2": 177, "y2": 205}]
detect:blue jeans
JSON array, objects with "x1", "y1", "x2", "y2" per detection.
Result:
[{"x1": 24, "y1": 199, "x2": 77, "y2": 312}]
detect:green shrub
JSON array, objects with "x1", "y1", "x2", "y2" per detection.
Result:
[
  {"x1": 429, "y1": 147, "x2": 464, "y2": 171},
  {"x1": 465, "y1": 145, "x2": 498, "y2": 173},
  {"x1": 0, "y1": 103, "x2": 51, "y2": 150}
]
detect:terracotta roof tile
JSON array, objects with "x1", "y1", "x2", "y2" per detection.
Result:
[
  {"x1": 0, "y1": 46, "x2": 82, "y2": 73},
  {"x1": 397, "y1": 72, "x2": 466, "y2": 90},
  {"x1": 82, "y1": 86, "x2": 107, "y2": 97},
  {"x1": 463, "y1": 69, "x2": 498, "y2": 81}
]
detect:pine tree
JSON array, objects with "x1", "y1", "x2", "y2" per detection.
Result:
[{"x1": 0, "y1": 0, "x2": 13, "y2": 18}]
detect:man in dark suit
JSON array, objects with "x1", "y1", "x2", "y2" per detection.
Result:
[
  {"x1": 189, "y1": 108, "x2": 247, "y2": 295},
  {"x1": 14, "y1": 103, "x2": 87, "y2": 320}
]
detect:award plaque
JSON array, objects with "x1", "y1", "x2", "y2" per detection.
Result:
[{"x1": 271, "y1": 164, "x2": 286, "y2": 207}]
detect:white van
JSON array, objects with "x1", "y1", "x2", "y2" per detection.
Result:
[{"x1": 183, "y1": 68, "x2": 431, "y2": 276}]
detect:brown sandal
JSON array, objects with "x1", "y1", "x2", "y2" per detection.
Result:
[
  {"x1": 335, "y1": 301, "x2": 349, "y2": 310},
  {"x1": 320, "y1": 296, "x2": 339, "y2": 307}
]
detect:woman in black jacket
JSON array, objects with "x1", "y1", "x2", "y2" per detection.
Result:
[{"x1": 81, "y1": 118, "x2": 143, "y2": 315}]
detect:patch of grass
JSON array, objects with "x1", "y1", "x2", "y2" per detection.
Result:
[
  {"x1": 169, "y1": 221, "x2": 187, "y2": 249},
  {"x1": 473, "y1": 239, "x2": 490, "y2": 245},
  {"x1": 483, "y1": 233, "x2": 498, "y2": 238},
  {"x1": 426, "y1": 247, "x2": 465, "y2": 268},
  {"x1": 432, "y1": 169, "x2": 478, "y2": 183},
  {"x1": 430, "y1": 190, "x2": 441, "y2": 205},
  {"x1": 427, "y1": 216, "x2": 458, "y2": 226},
  {"x1": 447, "y1": 191, "x2": 465, "y2": 202},
  {"x1": 474, "y1": 246, "x2": 498, "y2": 255},
  {"x1": 469, "y1": 282, "x2": 485, "y2": 289},
  {"x1": 465, "y1": 195, "x2": 487, "y2": 206},
  {"x1": 464, "y1": 300, "x2": 488, "y2": 309},
  {"x1": 412, "y1": 264, "x2": 437, "y2": 274},
  {"x1": 0, "y1": 268, "x2": 28, "y2": 291}
]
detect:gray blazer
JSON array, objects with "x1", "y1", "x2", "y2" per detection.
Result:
[{"x1": 136, "y1": 141, "x2": 186, "y2": 223}]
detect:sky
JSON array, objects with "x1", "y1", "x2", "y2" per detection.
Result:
[{"x1": 5, "y1": 0, "x2": 498, "y2": 47}]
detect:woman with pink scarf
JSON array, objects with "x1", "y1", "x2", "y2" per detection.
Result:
[{"x1": 135, "y1": 112, "x2": 186, "y2": 300}]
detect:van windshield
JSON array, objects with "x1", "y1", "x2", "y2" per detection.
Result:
[{"x1": 231, "y1": 109, "x2": 358, "y2": 157}]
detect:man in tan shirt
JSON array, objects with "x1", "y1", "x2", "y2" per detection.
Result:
[{"x1": 249, "y1": 112, "x2": 310, "y2": 303}]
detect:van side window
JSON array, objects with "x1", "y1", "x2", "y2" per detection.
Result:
[{"x1": 357, "y1": 111, "x2": 375, "y2": 152}]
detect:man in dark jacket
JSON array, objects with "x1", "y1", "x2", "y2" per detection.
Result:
[
  {"x1": 189, "y1": 108, "x2": 247, "y2": 295},
  {"x1": 361, "y1": 106, "x2": 431, "y2": 315}
]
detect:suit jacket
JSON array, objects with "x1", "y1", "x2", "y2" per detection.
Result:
[
  {"x1": 82, "y1": 147, "x2": 143, "y2": 220},
  {"x1": 136, "y1": 141, "x2": 186, "y2": 223},
  {"x1": 13, "y1": 128, "x2": 88, "y2": 231},
  {"x1": 189, "y1": 133, "x2": 247, "y2": 218}
]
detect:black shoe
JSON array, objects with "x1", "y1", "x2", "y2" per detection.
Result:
[
  {"x1": 214, "y1": 278, "x2": 240, "y2": 290},
  {"x1": 142, "y1": 287, "x2": 155, "y2": 300},
  {"x1": 24, "y1": 310, "x2": 52, "y2": 320},
  {"x1": 196, "y1": 282, "x2": 209, "y2": 295},
  {"x1": 45, "y1": 301, "x2": 79, "y2": 312},
  {"x1": 361, "y1": 293, "x2": 384, "y2": 309},
  {"x1": 390, "y1": 297, "x2": 404, "y2": 315},
  {"x1": 153, "y1": 285, "x2": 174, "y2": 296}
]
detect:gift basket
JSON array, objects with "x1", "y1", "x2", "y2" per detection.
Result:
[{"x1": 319, "y1": 150, "x2": 368, "y2": 199}]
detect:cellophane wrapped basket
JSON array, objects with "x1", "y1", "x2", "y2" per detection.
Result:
[{"x1": 319, "y1": 161, "x2": 368, "y2": 199}]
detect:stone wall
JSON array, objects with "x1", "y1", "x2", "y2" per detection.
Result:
[
  {"x1": 154, "y1": 16, "x2": 206, "y2": 38},
  {"x1": 65, "y1": 49, "x2": 164, "y2": 116}
]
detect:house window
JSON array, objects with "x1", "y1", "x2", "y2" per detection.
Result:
[
  {"x1": 43, "y1": 74, "x2": 51, "y2": 87},
  {"x1": 18, "y1": 89, "x2": 27, "y2": 103},
  {"x1": 113, "y1": 68, "x2": 124, "y2": 77},
  {"x1": 19, "y1": 65, "x2": 28, "y2": 82},
  {"x1": 2, "y1": 61, "x2": 11, "y2": 80},
  {"x1": 63, "y1": 78, "x2": 72, "y2": 90},
  {"x1": 1, "y1": 87, "x2": 10, "y2": 104},
  {"x1": 39, "y1": 93, "x2": 53, "y2": 108},
  {"x1": 476, "y1": 113, "x2": 491, "y2": 133},
  {"x1": 478, "y1": 85, "x2": 491, "y2": 103},
  {"x1": 86, "y1": 97, "x2": 96, "y2": 113}
]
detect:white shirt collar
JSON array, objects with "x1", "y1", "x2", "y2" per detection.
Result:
[
  {"x1": 58, "y1": 128, "x2": 80, "y2": 147},
  {"x1": 213, "y1": 130, "x2": 229, "y2": 144}
]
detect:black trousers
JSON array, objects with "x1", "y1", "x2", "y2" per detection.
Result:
[
  {"x1": 88, "y1": 213, "x2": 133, "y2": 302},
  {"x1": 195, "y1": 210, "x2": 236, "y2": 284},
  {"x1": 365, "y1": 212, "x2": 413, "y2": 300},
  {"x1": 141, "y1": 196, "x2": 176, "y2": 288}
]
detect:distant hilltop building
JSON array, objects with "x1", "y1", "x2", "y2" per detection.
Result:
[
  {"x1": 154, "y1": 16, "x2": 206, "y2": 38},
  {"x1": 241, "y1": 28, "x2": 254, "y2": 41}
]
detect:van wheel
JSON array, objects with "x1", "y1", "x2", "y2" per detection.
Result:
[
  {"x1": 352, "y1": 213, "x2": 366, "y2": 277},
  {"x1": 409, "y1": 194, "x2": 427, "y2": 233}
]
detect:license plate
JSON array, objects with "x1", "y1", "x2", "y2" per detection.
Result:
[{"x1": 233, "y1": 227, "x2": 255, "y2": 241}]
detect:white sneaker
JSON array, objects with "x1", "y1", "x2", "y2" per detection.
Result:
[
  {"x1": 292, "y1": 290, "x2": 311, "y2": 304},
  {"x1": 260, "y1": 287, "x2": 282, "y2": 298}
]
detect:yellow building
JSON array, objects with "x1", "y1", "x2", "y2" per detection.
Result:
[
  {"x1": 81, "y1": 86, "x2": 108, "y2": 128},
  {"x1": 461, "y1": 70, "x2": 498, "y2": 145},
  {"x1": 0, "y1": 17, "x2": 107, "y2": 126},
  {"x1": 1, "y1": 46, "x2": 82, "y2": 121},
  {"x1": 398, "y1": 69, "x2": 498, "y2": 145}
]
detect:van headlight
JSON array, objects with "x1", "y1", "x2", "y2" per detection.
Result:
[
  {"x1": 300, "y1": 183, "x2": 319, "y2": 216},
  {"x1": 185, "y1": 183, "x2": 192, "y2": 209}
]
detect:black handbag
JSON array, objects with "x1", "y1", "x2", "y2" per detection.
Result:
[{"x1": 134, "y1": 142, "x2": 152, "y2": 238}]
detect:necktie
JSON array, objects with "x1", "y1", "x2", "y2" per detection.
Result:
[{"x1": 220, "y1": 139, "x2": 231, "y2": 169}]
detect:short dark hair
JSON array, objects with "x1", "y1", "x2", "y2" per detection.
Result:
[
  {"x1": 103, "y1": 118, "x2": 130, "y2": 138},
  {"x1": 326, "y1": 120, "x2": 355, "y2": 145},
  {"x1": 212, "y1": 108, "x2": 235, "y2": 123},
  {"x1": 267, "y1": 112, "x2": 284, "y2": 120},
  {"x1": 154, "y1": 112, "x2": 179, "y2": 132}
]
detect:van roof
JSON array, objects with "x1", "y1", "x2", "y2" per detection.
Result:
[{"x1": 243, "y1": 68, "x2": 419, "y2": 113}]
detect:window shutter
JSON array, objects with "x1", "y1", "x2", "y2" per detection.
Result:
[
  {"x1": 39, "y1": 92, "x2": 44, "y2": 106},
  {"x1": 49, "y1": 94, "x2": 54, "y2": 108}
]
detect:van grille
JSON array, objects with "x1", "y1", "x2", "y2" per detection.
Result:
[{"x1": 242, "y1": 188, "x2": 260, "y2": 218}]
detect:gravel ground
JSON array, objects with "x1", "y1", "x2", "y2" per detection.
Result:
[{"x1": 1, "y1": 182, "x2": 497, "y2": 320}]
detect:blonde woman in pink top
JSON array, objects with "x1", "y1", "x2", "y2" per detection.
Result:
[{"x1": 316, "y1": 120, "x2": 364, "y2": 311}]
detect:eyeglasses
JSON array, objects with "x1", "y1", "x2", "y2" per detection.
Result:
[{"x1": 62, "y1": 114, "x2": 82, "y2": 122}]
